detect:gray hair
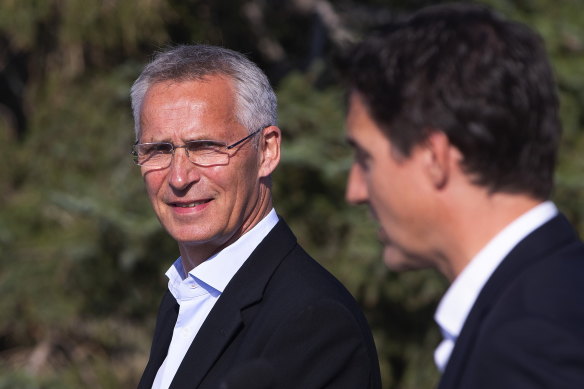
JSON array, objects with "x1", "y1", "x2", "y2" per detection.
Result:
[{"x1": 130, "y1": 44, "x2": 278, "y2": 141}]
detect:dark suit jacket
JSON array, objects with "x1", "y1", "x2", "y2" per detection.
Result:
[
  {"x1": 438, "y1": 213, "x2": 584, "y2": 389},
  {"x1": 138, "y1": 219, "x2": 381, "y2": 389}
]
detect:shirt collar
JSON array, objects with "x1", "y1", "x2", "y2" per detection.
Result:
[
  {"x1": 434, "y1": 201, "x2": 558, "y2": 340},
  {"x1": 165, "y1": 209, "x2": 279, "y2": 295}
]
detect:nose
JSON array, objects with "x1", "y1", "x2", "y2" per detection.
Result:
[
  {"x1": 346, "y1": 163, "x2": 368, "y2": 205},
  {"x1": 167, "y1": 147, "x2": 201, "y2": 191}
]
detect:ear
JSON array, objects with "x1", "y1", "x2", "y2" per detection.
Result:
[
  {"x1": 258, "y1": 125, "x2": 281, "y2": 178},
  {"x1": 420, "y1": 131, "x2": 457, "y2": 190}
]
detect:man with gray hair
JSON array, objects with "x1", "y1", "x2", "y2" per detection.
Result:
[{"x1": 131, "y1": 44, "x2": 381, "y2": 389}]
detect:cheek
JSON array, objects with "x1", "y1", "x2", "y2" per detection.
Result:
[
  {"x1": 142, "y1": 171, "x2": 165, "y2": 198},
  {"x1": 231, "y1": 154, "x2": 261, "y2": 190},
  {"x1": 205, "y1": 166, "x2": 235, "y2": 191},
  {"x1": 367, "y1": 170, "x2": 402, "y2": 223},
  {"x1": 365, "y1": 169, "x2": 389, "y2": 203}
]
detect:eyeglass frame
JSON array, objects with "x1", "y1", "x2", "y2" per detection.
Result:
[{"x1": 131, "y1": 126, "x2": 267, "y2": 168}]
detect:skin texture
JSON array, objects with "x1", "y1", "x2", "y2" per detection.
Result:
[{"x1": 139, "y1": 76, "x2": 281, "y2": 271}]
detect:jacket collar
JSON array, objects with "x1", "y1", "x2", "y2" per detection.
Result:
[
  {"x1": 438, "y1": 213, "x2": 579, "y2": 389},
  {"x1": 170, "y1": 218, "x2": 297, "y2": 388}
]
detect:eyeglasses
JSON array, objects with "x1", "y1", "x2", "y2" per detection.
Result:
[{"x1": 132, "y1": 127, "x2": 264, "y2": 169}]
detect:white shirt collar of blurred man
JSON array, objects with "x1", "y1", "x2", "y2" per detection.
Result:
[{"x1": 434, "y1": 201, "x2": 558, "y2": 372}]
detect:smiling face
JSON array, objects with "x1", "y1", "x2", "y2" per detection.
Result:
[
  {"x1": 345, "y1": 92, "x2": 438, "y2": 271},
  {"x1": 139, "y1": 76, "x2": 278, "y2": 264}
]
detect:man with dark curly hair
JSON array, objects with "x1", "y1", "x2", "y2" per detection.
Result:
[{"x1": 343, "y1": 3, "x2": 584, "y2": 388}]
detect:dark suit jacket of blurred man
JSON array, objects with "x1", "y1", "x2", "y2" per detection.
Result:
[
  {"x1": 342, "y1": 3, "x2": 584, "y2": 388},
  {"x1": 138, "y1": 219, "x2": 382, "y2": 389},
  {"x1": 438, "y1": 213, "x2": 584, "y2": 389}
]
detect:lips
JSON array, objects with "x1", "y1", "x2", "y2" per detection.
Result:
[
  {"x1": 167, "y1": 198, "x2": 213, "y2": 209},
  {"x1": 173, "y1": 200, "x2": 211, "y2": 208}
]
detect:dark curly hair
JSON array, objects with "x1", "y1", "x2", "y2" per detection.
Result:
[{"x1": 343, "y1": 3, "x2": 561, "y2": 200}]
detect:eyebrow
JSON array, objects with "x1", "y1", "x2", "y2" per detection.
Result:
[
  {"x1": 346, "y1": 136, "x2": 366, "y2": 153},
  {"x1": 345, "y1": 136, "x2": 357, "y2": 148},
  {"x1": 141, "y1": 134, "x2": 225, "y2": 143}
]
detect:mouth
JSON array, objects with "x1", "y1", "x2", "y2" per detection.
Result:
[
  {"x1": 169, "y1": 199, "x2": 213, "y2": 208},
  {"x1": 377, "y1": 227, "x2": 391, "y2": 244}
]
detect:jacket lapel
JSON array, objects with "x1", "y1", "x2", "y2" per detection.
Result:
[
  {"x1": 438, "y1": 214, "x2": 578, "y2": 389},
  {"x1": 170, "y1": 219, "x2": 298, "y2": 388},
  {"x1": 138, "y1": 291, "x2": 179, "y2": 389}
]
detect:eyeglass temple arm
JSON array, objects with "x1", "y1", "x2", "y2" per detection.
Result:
[{"x1": 226, "y1": 125, "x2": 272, "y2": 150}]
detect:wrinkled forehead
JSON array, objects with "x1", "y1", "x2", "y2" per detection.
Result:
[{"x1": 139, "y1": 78, "x2": 242, "y2": 142}]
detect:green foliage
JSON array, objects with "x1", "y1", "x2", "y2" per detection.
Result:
[
  {"x1": 494, "y1": 0, "x2": 584, "y2": 232},
  {"x1": 0, "y1": 1, "x2": 582, "y2": 388}
]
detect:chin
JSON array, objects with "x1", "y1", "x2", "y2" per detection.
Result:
[
  {"x1": 165, "y1": 226, "x2": 217, "y2": 245},
  {"x1": 382, "y1": 246, "x2": 431, "y2": 272}
]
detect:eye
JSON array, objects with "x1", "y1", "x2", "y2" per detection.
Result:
[
  {"x1": 185, "y1": 141, "x2": 225, "y2": 154},
  {"x1": 354, "y1": 148, "x2": 371, "y2": 170},
  {"x1": 140, "y1": 143, "x2": 173, "y2": 155}
]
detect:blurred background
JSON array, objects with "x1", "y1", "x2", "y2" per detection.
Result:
[{"x1": 0, "y1": 0, "x2": 582, "y2": 388}]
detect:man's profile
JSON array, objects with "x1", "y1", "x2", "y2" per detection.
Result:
[{"x1": 342, "y1": 3, "x2": 584, "y2": 388}]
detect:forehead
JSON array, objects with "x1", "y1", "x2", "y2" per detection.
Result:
[
  {"x1": 143, "y1": 76, "x2": 237, "y2": 117},
  {"x1": 140, "y1": 76, "x2": 239, "y2": 140},
  {"x1": 346, "y1": 92, "x2": 387, "y2": 147},
  {"x1": 345, "y1": 91, "x2": 411, "y2": 164}
]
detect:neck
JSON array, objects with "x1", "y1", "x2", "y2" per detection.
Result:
[
  {"x1": 178, "y1": 190, "x2": 273, "y2": 274},
  {"x1": 437, "y1": 191, "x2": 544, "y2": 281}
]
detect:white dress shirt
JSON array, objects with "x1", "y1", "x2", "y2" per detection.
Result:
[
  {"x1": 433, "y1": 201, "x2": 558, "y2": 372},
  {"x1": 152, "y1": 209, "x2": 279, "y2": 389}
]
